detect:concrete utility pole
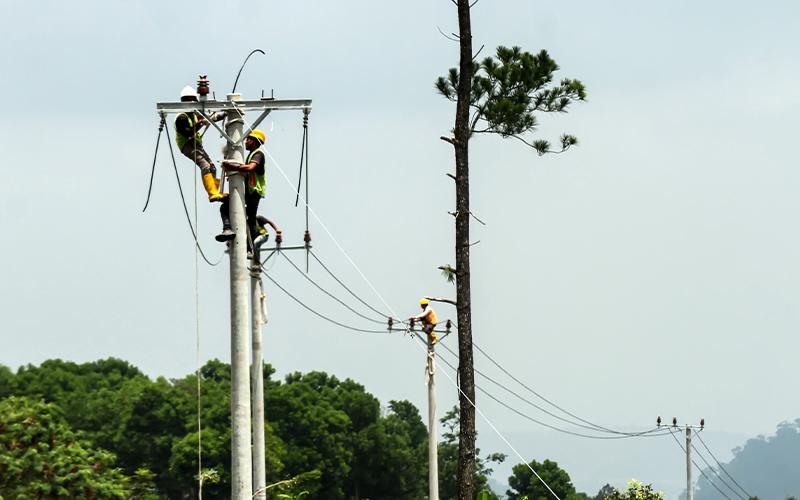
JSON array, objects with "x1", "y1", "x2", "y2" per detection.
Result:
[
  {"x1": 225, "y1": 93, "x2": 253, "y2": 499},
  {"x1": 426, "y1": 338, "x2": 440, "y2": 500},
  {"x1": 250, "y1": 255, "x2": 267, "y2": 498},
  {"x1": 686, "y1": 426, "x2": 693, "y2": 500},
  {"x1": 157, "y1": 86, "x2": 311, "y2": 500}
]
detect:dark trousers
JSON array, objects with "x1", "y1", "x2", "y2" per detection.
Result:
[{"x1": 220, "y1": 191, "x2": 262, "y2": 246}]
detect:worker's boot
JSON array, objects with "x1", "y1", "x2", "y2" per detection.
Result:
[
  {"x1": 215, "y1": 225, "x2": 235, "y2": 242},
  {"x1": 430, "y1": 331, "x2": 438, "y2": 345},
  {"x1": 202, "y1": 172, "x2": 227, "y2": 202}
]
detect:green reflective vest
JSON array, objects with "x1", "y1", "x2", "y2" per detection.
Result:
[
  {"x1": 174, "y1": 112, "x2": 203, "y2": 151},
  {"x1": 246, "y1": 149, "x2": 266, "y2": 198}
]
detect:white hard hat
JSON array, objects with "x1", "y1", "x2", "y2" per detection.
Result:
[{"x1": 180, "y1": 85, "x2": 198, "y2": 101}]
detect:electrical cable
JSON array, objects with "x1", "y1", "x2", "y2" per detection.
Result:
[
  {"x1": 232, "y1": 49, "x2": 266, "y2": 94},
  {"x1": 262, "y1": 271, "x2": 392, "y2": 334},
  {"x1": 668, "y1": 429, "x2": 737, "y2": 500},
  {"x1": 309, "y1": 250, "x2": 391, "y2": 319},
  {"x1": 694, "y1": 432, "x2": 752, "y2": 499},
  {"x1": 690, "y1": 441, "x2": 745, "y2": 500},
  {"x1": 142, "y1": 117, "x2": 165, "y2": 212},
  {"x1": 471, "y1": 341, "x2": 661, "y2": 437},
  {"x1": 280, "y1": 252, "x2": 387, "y2": 324},
  {"x1": 435, "y1": 343, "x2": 670, "y2": 440},
  {"x1": 163, "y1": 123, "x2": 222, "y2": 266}
]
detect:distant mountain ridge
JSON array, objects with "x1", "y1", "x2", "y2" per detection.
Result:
[{"x1": 685, "y1": 419, "x2": 800, "y2": 500}]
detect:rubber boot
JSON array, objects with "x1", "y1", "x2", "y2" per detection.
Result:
[
  {"x1": 202, "y1": 172, "x2": 227, "y2": 202},
  {"x1": 430, "y1": 331, "x2": 438, "y2": 345}
]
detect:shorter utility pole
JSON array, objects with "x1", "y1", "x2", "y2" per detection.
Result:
[
  {"x1": 426, "y1": 335, "x2": 439, "y2": 500},
  {"x1": 250, "y1": 253, "x2": 266, "y2": 499},
  {"x1": 686, "y1": 426, "x2": 693, "y2": 500}
]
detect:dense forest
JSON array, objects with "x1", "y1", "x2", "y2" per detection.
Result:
[{"x1": 0, "y1": 358, "x2": 598, "y2": 499}]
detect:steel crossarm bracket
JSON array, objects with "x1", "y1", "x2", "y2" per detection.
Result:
[
  {"x1": 155, "y1": 99, "x2": 312, "y2": 114},
  {"x1": 242, "y1": 109, "x2": 272, "y2": 142},
  {"x1": 195, "y1": 109, "x2": 236, "y2": 144}
]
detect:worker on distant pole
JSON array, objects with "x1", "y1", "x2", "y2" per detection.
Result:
[
  {"x1": 216, "y1": 129, "x2": 267, "y2": 246},
  {"x1": 174, "y1": 85, "x2": 227, "y2": 202},
  {"x1": 410, "y1": 298, "x2": 439, "y2": 345}
]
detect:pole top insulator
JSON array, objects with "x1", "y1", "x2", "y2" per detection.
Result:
[
  {"x1": 303, "y1": 230, "x2": 311, "y2": 245},
  {"x1": 275, "y1": 230, "x2": 283, "y2": 246},
  {"x1": 197, "y1": 75, "x2": 210, "y2": 97}
]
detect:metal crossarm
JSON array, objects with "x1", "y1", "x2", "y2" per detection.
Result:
[{"x1": 155, "y1": 98, "x2": 312, "y2": 114}]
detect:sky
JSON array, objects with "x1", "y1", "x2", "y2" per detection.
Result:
[{"x1": 1, "y1": 0, "x2": 799, "y2": 497}]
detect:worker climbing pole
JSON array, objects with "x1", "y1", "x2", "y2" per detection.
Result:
[{"x1": 154, "y1": 72, "x2": 312, "y2": 500}]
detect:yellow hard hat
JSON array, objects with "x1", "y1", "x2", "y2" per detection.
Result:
[
  {"x1": 248, "y1": 129, "x2": 266, "y2": 144},
  {"x1": 420, "y1": 298, "x2": 429, "y2": 306}
]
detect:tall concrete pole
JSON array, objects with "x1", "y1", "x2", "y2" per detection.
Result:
[
  {"x1": 225, "y1": 93, "x2": 252, "y2": 499},
  {"x1": 427, "y1": 339, "x2": 439, "y2": 500},
  {"x1": 251, "y1": 256, "x2": 267, "y2": 498},
  {"x1": 686, "y1": 426, "x2": 693, "y2": 500}
]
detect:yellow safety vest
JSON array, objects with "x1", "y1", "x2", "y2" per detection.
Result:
[
  {"x1": 424, "y1": 308, "x2": 438, "y2": 326},
  {"x1": 174, "y1": 112, "x2": 203, "y2": 150},
  {"x1": 246, "y1": 149, "x2": 266, "y2": 198}
]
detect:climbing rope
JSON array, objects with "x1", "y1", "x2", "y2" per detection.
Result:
[{"x1": 193, "y1": 164, "x2": 204, "y2": 499}]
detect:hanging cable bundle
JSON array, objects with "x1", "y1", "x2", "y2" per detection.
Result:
[{"x1": 141, "y1": 115, "x2": 166, "y2": 212}]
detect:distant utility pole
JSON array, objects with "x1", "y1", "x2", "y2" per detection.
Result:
[
  {"x1": 157, "y1": 83, "x2": 311, "y2": 500},
  {"x1": 657, "y1": 416, "x2": 704, "y2": 500}
]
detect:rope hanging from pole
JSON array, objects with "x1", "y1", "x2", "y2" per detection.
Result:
[{"x1": 141, "y1": 116, "x2": 166, "y2": 212}]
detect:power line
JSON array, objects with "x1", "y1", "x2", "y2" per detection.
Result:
[
  {"x1": 436, "y1": 344, "x2": 670, "y2": 440},
  {"x1": 472, "y1": 341, "x2": 652, "y2": 437},
  {"x1": 667, "y1": 429, "x2": 738, "y2": 500},
  {"x1": 280, "y1": 252, "x2": 387, "y2": 325},
  {"x1": 694, "y1": 432, "x2": 752, "y2": 499},
  {"x1": 309, "y1": 250, "x2": 391, "y2": 319},
  {"x1": 262, "y1": 271, "x2": 390, "y2": 335},
  {"x1": 690, "y1": 441, "x2": 747, "y2": 500}
]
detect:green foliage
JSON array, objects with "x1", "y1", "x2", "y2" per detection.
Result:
[
  {"x1": 0, "y1": 396, "x2": 132, "y2": 499},
  {"x1": 604, "y1": 480, "x2": 664, "y2": 500},
  {"x1": 439, "y1": 406, "x2": 506, "y2": 499},
  {"x1": 436, "y1": 45, "x2": 586, "y2": 155},
  {"x1": 506, "y1": 458, "x2": 580, "y2": 500},
  {"x1": 0, "y1": 359, "x2": 509, "y2": 499}
]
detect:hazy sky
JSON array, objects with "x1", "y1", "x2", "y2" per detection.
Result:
[{"x1": 2, "y1": 1, "x2": 799, "y2": 497}]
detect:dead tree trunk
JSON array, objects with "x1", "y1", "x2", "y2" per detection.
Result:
[{"x1": 454, "y1": 1, "x2": 476, "y2": 499}]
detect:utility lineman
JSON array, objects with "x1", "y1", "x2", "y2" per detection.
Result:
[
  {"x1": 216, "y1": 129, "x2": 268, "y2": 246},
  {"x1": 410, "y1": 298, "x2": 439, "y2": 345},
  {"x1": 173, "y1": 86, "x2": 227, "y2": 202}
]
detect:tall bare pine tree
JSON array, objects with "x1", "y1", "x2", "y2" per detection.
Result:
[{"x1": 436, "y1": 2, "x2": 586, "y2": 498}]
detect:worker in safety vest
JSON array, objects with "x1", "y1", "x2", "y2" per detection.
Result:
[
  {"x1": 174, "y1": 86, "x2": 227, "y2": 202},
  {"x1": 410, "y1": 298, "x2": 438, "y2": 345},
  {"x1": 215, "y1": 129, "x2": 267, "y2": 245}
]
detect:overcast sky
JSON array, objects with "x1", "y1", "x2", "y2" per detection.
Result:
[{"x1": 1, "y1": 1, "x2": 799, "y2": 497}]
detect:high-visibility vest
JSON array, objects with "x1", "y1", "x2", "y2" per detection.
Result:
[
  {"x1": 424, "y1": 308, "x2": 438, "y2": 326},
  {"x1": 174, "y1": 112, "x2": 203, "y2": 151},
  {"x1": 246, "y1": 149, "x2": 266, "y2": 198}
]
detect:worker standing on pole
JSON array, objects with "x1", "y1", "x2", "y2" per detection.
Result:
[
  {"x1": 410, "y1": 298, "x2": 439, "y2": 345},
  {"x1": 216, "y1": 129, "x2": 267, "y2": 246},
  {"x1": 174, "y1": 86, "x2": 227, "y2": 202}
]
